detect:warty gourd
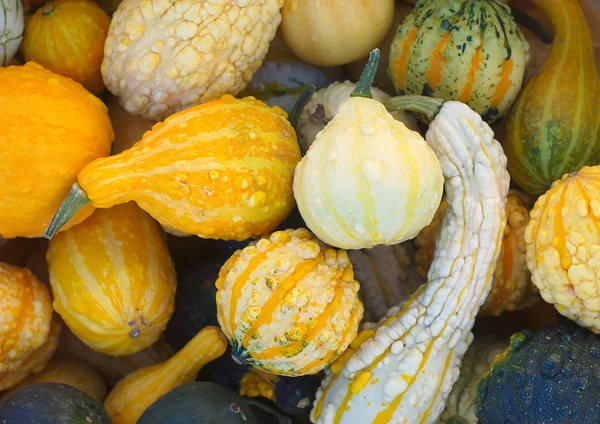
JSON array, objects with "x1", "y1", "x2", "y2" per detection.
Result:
[{"x1": 310, "y1": 64, "x2": 510, "y2": 422}]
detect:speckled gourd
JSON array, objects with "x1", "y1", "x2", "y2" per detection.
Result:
[
  {"x1": 310, "y1": 95, "x2": 509, "y2": 422},
  {"x1": 216, "y1": 228, "x2": 363, "y2": 376},
  {"x1": 0, "y1": 0, "x2": 23, "y2": 66}
]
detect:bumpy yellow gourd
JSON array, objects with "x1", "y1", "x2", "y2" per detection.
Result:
[
  {"x1": 47, "y1": 203, "x2": 176, "y2": 355},
  {"x1": 44, "y1": 95, "x2": 301, "y2": 242},
  {"x1": 104, "y1": 326, "x2": 227, "y2": 424},
  {"x1": 526, "y1": 166, "x2": 600, "y2": 333},
  {"x1": 216, "y1": 228, "x2": 363, "y2": 376}
]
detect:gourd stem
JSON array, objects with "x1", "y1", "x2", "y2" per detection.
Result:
[
  {"x1": 290, "y1": 84, "x2": 316, "y2": 154},
  {"x1": 382, "y1": 95, "x2": 445, "y2": 124},
  {"x1": 44, "y1": 183, "x2": 91, "y2": 239},
  {"x1": 244, "y1": 399, "x2": 293, "y2": 424},
  {"x1": 350, "y1": 49, "x2": 380, "y2": 99}
]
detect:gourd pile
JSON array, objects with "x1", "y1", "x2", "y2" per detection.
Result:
[{"x1": 0, "y1": 0, "x2": 599, "y2": 423}]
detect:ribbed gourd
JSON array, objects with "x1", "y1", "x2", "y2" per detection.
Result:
[
  {"x1": 47, "y1": 203, "x2": 177, "y2": 355},
  {"x1": 0, "y1": 263, "x2": 61, "y2": 391},
  {"x1": 44, "y1": 95, "x2": 301, "y2": 242},
  {"x1": 414, "y1": 192, "x2": 538, "y2": 316},
  {"x1": 505, "y1": 0, "x2": 600, "y2": 195},
  {"x1": 216, "y1": 228, "x2": 363, "y2": 376},
  {"x1": 104, "y1": 326, "x2": 227, "y2": 424},
  {"x1": 0, "y1": 62, "x2": 114, "y2": 239},
  {"x1": 310, "y1": 88, "x2": 509, "y2": 422},
  {"x1": 0, "y1": 0, "x2": 23, "y2": 66},
  {"x1": 388, "y1": 0, "x2": 529, "y2": 123},
  {"x1": 526, "y1": 166, "x2": 600, "y2": 334},
  {"x1": 102, "y1": 0, "x2": 283, "y2": 120}
]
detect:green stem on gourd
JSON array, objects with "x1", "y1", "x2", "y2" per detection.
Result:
[
  {"x1": 382, "y1": 95, "x2": 446, "y2": 124},
  {"x1": 244, "y1": 399, "x2": 293, "y2": 424},
  {"x1": 350, "y1": 48, "x2": 380, "y2": 99},
  {"x1": 43, "y1": 183, "x2": 91, "y2": 239}
]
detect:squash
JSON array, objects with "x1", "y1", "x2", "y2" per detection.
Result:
[
  {"x1": 295, "y1": 81, "x2": 419, "y2": 154},
  {"x1": 388, "y1": 0, "x2": 530, "y2": 124},
  {"x1": 0, "y1": 263, "x2": 57, "y2": 390},
  {"x1": 216, "y1": 228, "x2": 363, "y2": 376},
  {"x1": 525, "y1": 166, "x2": 600, "y2": 334},
  {"x1": 438, "y1": 336, "x2": 507, "y2": 424},
  {"x1": 280, "y1": 0, "x2": 394, "y2": 67},
  {"x1": 102, "y1": 0, "x2": 283, "y2": 120},
  {"x1": 44, "y1": 95, "x2": 301, "y2": 242},
  {"x1": 105, "y1": 95, "x2": 155, "y2": 155},
  {"x1": 294, "y1": 51, "x2": 444, "y2": 250},
  {"x1": 0, "y1": 62, "x2": 113, "y2": 239},
  {"x1": 21, "y1": 0, "x2": 110, "y2": 94},
  {"x1": 476, "y1": 320, "x2": 600, "y2": 423},
  {"x1": 0, "y1": 0, "x2": 23, "y2": 67},
  {"x1": 3, "y1": 358, "x2": 107, "y2": 403},
  {"x1": 0, "y1": 383, "x2": 111, "y2": 423},
  {"x1": 505, "y1": 0, "x2": 600, "y2": 195},
  {"x1": 310, "y1": 69, "x2": 509, "y2": 422},
  {"x1": 46, "y1": 202, "x2": 176, "y2": 356},
  {"x1": 414, "y1": 192, "x2": 538, "y2": 316},
  {"x1": 104, "y1": 326, "x2": 227, "y2": 424}
]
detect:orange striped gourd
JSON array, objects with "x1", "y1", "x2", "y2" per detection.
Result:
[
  {"x1": 44, "y1": 95, "x2": 301, "y2": 242},
  {"x1": 216, "y1": 228, "x2": 363, "y2": 376},
  {"x1": 46, "y1": 203, "x2": 176, "y2": 356},
  {"x1": 388, "y1": 0, "x2": 529, "y2": 123}
]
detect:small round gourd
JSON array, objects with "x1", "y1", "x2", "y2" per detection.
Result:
[
  {"x1": 47, "y1": 203, "x2": 177, "y2": 355},
  {"x1": 216, "y1": 228, "x2": 363, "y2": 376},
  {"x1": 0, "y1": 0, "x2": 24, "y2": 66},
  {"x1": 21, "y1": 0, "x2": 111, "y2": 94},
  {"x1": 526, "y1": 166, "x2": 600, "y2": 333}
]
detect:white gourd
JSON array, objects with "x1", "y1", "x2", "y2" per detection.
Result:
[
  {"x1": 310, "y1": 99, "x2": 509, "y2": 423},
  {"x1": 0, "y1": 0, "x2": 24, "y2": 67}
]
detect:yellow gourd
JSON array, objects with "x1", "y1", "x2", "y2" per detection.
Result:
[
  {"x1": 46, "y1": 203, "x2": 176, "y2": 356},
  {"x1": 104, "y1": 326, "x2": 227, "y2": 424}
]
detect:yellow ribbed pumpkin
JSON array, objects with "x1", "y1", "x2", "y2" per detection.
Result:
[
  {"x1": 44, "y1": 95, "x2": 301, "y2": 242},
  {"x1": 46, "y1": 202, "x2": 176, "y2": 356},
  {"x1": 216, "y1": 228, "x2": 363, "y2": 376}
]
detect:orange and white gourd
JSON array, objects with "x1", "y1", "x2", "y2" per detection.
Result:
[
  {"x1": 216, "y1": 229, "x2": 363, "y2": 376},
  {"x1": 46, "y1": 203, "x2": 176, "y2": 356}
]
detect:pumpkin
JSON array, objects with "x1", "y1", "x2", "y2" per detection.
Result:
[
  {"x1": 105, "y1": 95, "x2": 155, "y2": 155},
  {"x1": 295, "y1": 80, "x2": 419, "y2": 154},
  {"x1": 216, "y1": 228, "x2": 363, "y2": 376},
  {"x1": 102, "y1": 0, "x2": 283, "y2": 120},
  {"x1": 0, "y1": 263, "x2": 58, "y2": 390},
  {"x1": 414, "y1": 192, "x2": 538, "y2": 316},
  {"x1": 3, "y1": 358, "x2": 107, "y2": 403},
  {"x1": 0, "y1": 0, "x2": 23, "y2": 66},
  {"x1": 310, "y1": 80, "x2": 509, "y2": 422},
  {"x1": 104, "y1": 326, "x2": 227, "y2": 424},
  {"x1": 21, "y1": 0, "x2": 111, "y2": 94},
  {"x1": 388, "y1": 0, "x2": 529, "y2": 124},
  {"x1": 294, "y1": 51, "x2": 443, "y2": 250},
  {"x1": 525, "y1": 166, "x2": 600, "y2": 334},
  {"x1": 44, "y1": 95, "x2": 301, "y2": 242},
  {"x1": 505, "y1": 0, "x2": 600, "y2": 195},
  {"x1": 0, "y1": 62, "x2": 113, "y2": 239},
  {"x1": 280, "y1": 0, "x2": 394, "y2": 67},
  {"x1": 476, "y1": 320, "x2": 600, "y2": 423},
  {"x1": 46, "y1": 202, "x2": 176, "y2": 355}
]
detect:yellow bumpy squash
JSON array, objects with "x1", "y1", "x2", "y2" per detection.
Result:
[
  {"x1": 526, "y1": 166, "x2": 600, "y2": 333},
  {"x1": 216, "y1": 228, "x2": 363, "y2": 376},
  {"x1": 44, "y1": 95, "x2": 301, "y2": 242},
  {"x1": 47, "y1": 203, "x2": 177, "y2": 355}
]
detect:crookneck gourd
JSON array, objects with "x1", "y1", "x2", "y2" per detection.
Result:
[
  {"x1": 46, "y1": 203, "x2": 177, "y2": 356},
  {"x1": 44, "y1": 95, "x2": 301, "y2": 241},
  {"x1": 414, "y1": 192, "x2": 538, "y2": 316},
  {"x1": 505, "y1": 0, "x2": 600, "y2": 195},
  {"x1": 388, "y1": 0, "x2": 529, "y2": 124},
  {"x1": 102, "y1": 0, "x2": 283, "y2": 120},
  {"x1": 526, "y1": 166, "x2": 600, "y2": 334},
  {"x1": 310, "y1": 65, "x2": 510, "y2": 423},
  {"x1": 294, "y1": 51, "x2": 444, "y2": 250},
  {"x1": 0, "y1": 0, "x2": 23, "y2": 66},
  {"x1": 216, "y1": 228, "x2": 363, "y2": 376}
]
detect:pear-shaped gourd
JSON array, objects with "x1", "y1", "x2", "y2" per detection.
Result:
[{"x1": 293, "y1": 50, "x2": 443, "y2": 250}]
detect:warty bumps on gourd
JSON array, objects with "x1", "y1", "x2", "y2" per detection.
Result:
[{"x1": 102, "y1": 0, "x2": 284, "y2": 120}]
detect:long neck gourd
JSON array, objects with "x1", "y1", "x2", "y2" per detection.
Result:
[{"x1": 310, "y1": 92, "x2": 509, "y2": 423}]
